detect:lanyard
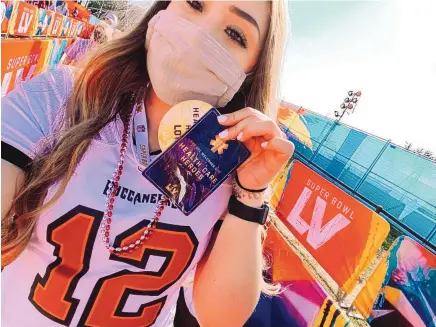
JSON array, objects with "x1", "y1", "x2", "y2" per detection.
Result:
[{"x1": 133, "y1": 101, "x2": 151, "y2": 168}]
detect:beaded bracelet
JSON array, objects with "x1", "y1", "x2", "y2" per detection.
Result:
[
  {"x1": 234, "y1": 173, "x2": 268, "y2": 193},
  {"x1": 232, "y1": 174, "x2": 270, "y2": 201}
]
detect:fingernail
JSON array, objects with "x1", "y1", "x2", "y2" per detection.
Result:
[
  {"x1": 218, "y1": 130, "x2": 228, "y2": 138},
  {"x1": 237, "y1": 132, "x2": 243, "y2": 141},
  {"x1": 217, "y1": 115, "x2": 227, "y2": 123},
  {"x1": 261, "y1": 141, "x2": 268, "y2": 148}
]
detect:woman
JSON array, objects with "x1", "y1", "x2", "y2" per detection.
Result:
[
  {"x1": 1, "y1": 1, "x2": 292, "y2": 327},
  {"x1": 103, "y1": 11, "x2": 118, "y2": 29}
]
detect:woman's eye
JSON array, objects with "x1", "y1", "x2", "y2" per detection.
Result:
[
  {"x1": 186, "y1": 0, "x2": 203, "y2": 13},
  {"x1": 225, "y1": 26, "x2": 248, "y2": 49}
]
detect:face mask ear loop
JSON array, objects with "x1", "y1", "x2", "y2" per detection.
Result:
[
  {"x1": 244, "y1": 71, "x2": 255, "y2": 85},
  {"x1": 244, "y1": 63, "x2": 258, "y2": 83}
]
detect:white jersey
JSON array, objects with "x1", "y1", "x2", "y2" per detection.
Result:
[{"x1": 1, "y1": 67, "x2": 230, "y2": 327}]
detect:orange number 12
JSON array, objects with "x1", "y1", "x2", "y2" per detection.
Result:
[{"x1": 29, "y1": 205, "x2": 198, "y2": 327}]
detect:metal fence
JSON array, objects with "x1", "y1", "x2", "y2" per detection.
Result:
[{"x1": 280, "y1": 107, "x2": 436, "y2": 250}]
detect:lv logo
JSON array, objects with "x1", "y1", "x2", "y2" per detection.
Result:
[{"x1": 165, "y1": 184, "x2": 179, "y2": 196}]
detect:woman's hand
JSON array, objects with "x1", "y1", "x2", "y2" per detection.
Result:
[{"x1": 218, "y1": 107, "x2": 294, "y2": 190}]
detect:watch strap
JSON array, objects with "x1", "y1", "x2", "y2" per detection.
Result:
[{"x1": 228, "y1": 195, "x2": 269, "y2": 225}]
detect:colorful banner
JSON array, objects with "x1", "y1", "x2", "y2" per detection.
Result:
[
  {"x1": 1, "y1": 1, "x2": 14, "y2": 33},
  {"x1": 47, "y1": 11, "x2": 64, "y2": 37},
  {"x1": 65, "y1": 0, "x2": 90, "y2": 22},
  {"x1": 77, "y1": 21, "x2": 90, "y2": 38},
  {"x1": 278, "y1": 103, "x2": 313, "y2": 150},
  {"x1": 67, "y1": 18, "x2": 79, "y2": 38},
  {"x1": 271, "y1": 104, "x2": 314, "y2": 209},
  {"x1": 47, "y1": 38, "x2": 68, "y2": 68},
  {"x1": 270, "y1": 160, "x2": 292, "y2": 210},
  {"x1": 1, "y1": 39, "x2": 53, "y2": 97},
  {"x1": 7, "y1": 1, "x2": 38, "y2": 36},
  {"x1": 276, "y1": 161, "x2": 390, "y2": 294},
  {"x1": 355, "y1": 236, "x2": 436, "y2": 327},
  {"x1": 59, "y1": 16, "x2": 72, "y2": 37},
  {"x1": 245, "y1": 225, "x2": 353, "y2": 327},
  {"x1": 35, "y1": 8, "x2": 51, "y2": 36}
]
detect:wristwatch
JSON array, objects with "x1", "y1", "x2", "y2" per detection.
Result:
[{"x1": 228, "y1": 195, "x2": 270, "y2": 225}]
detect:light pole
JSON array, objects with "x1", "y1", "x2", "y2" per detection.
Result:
[
  {"x1": 334, "y1": 90, "x2": 362, "y2": 122},
  {"x1": 310, "y1": 90, "x2": 362, "y2": 161}
]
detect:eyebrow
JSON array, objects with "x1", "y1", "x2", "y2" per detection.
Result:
[{"x1": 229, "y1": 6, "x2": 260, "y2": 36}]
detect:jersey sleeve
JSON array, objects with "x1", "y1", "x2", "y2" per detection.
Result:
[{"x1": 1, "y1": 66, "x2": 75, "y2": 171}]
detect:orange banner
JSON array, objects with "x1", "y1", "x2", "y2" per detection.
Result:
[
  {"x1": 79, "y1": 22, "x2": 93, "y2": 38},
  {"x1": 7, "y1": 1, "x2": 38, "y2": 36},
  {"x1": 65, "y1": 0, "x2": 90, "y2": 22},
  {"x1": 264, "y1": 224, "x2": 314, "y2": 283},
  {"x1": 1, "y1": 39, "x2": 52, "y2": 97},
  {"x1": 276, "y1": 161, "x2": 390, "y2": 294},
  {"x1": 47, "y1": 11, "x2": 64, "y2": 37}
]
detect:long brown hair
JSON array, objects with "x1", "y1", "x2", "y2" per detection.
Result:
[{"x1": 2, "y1": 0, "x2": 288, "y2": 293}]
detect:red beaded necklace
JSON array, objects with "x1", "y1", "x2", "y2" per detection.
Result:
[{"x1": 100, "y1": 102, "x2": 168, "y2": 255}]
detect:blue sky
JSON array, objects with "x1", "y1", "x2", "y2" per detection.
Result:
[{"x1": 282, "y1": 0, "x2": 436, "y2": 152}]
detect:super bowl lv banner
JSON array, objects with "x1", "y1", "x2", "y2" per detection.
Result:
[
  {"x1": 1, "y1": 39, "x2": 52, "y2": 97},
  {"x1": 67, "y1": 18, "x2": 79, "y2": 38},
  {"x1": 47, "y1": 11, "x2": 64, "y2": 37},
  {"x1": 7, "y1": 1, "x2": 38, "y2": 36},
  {"x1": 276, "y1": 161, "x2": 390, "y2": 294}
]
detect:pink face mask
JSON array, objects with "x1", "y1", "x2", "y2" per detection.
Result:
[{"x1": 145, "y1": 10, "x2": 247, "y2": 108}]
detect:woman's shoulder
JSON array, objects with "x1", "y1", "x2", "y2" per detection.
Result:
[
  {"x1": 7, "y1": 66, "x2": 77, "y2": 113},
  {"x1": 1, "y1": 66, "x2": 80, "y2": 160},
  {"x1": 2, "y1": 66, "x2": 81, "y2": 138},
  {"x1": 18, "y1": 65, "x2": 83, "y2": 116}
]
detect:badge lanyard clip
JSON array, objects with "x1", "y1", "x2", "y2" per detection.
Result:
[{"x1": 133, "y1": 102, "x2": 151, "y2": 168}]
